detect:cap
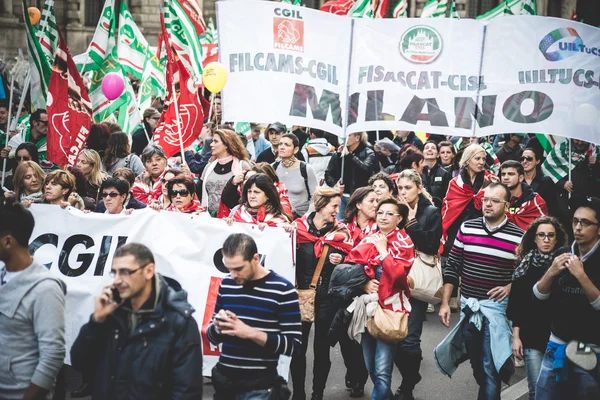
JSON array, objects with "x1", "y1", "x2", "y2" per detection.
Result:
[{"x1": 266, "y1": 122, "x2": 287, "y2": 134}]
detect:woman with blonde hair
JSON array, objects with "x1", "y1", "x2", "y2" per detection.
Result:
[
  {"x1": 75, "y1": 149, "x2": 108, "y2": 210},
  {"x1": 200, "y1": 128, "x2": 251, "y2": 216},
  {"x1": 8, "y1": 161, "x2": 45, "y2": 203},
  {"x1": 393, "y1": 169, "x2": 442, "y2": 399}
]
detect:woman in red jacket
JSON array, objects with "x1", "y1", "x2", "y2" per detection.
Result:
[
  {"x1": 343, "y1": 186, "x2": 378, "y2": 246},
  {"x1": 345, "y1": 197, "x2": 415, "y2": 400}
]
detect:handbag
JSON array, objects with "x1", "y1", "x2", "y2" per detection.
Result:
[
  {"x1": 367, "y1": 303, "x2": 408, "y2": 343},
  {"x1": 407, "y1": 250, "x2": 443, "y2": 304},
  {"x1": 297, "y1": 245, "x2": 329, "y2": 323}
]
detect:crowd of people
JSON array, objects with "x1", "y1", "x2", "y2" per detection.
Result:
[{"x1": 1, "y1": 95, "x2": 600, "y2": 400}]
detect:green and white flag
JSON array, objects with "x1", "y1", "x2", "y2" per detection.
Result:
[
  {"x1": 421, "y1": 0, "x2": 459, "y2": 18},
  {"x1": 164, "y1": 0, "x2": 204, "y2": 85},
  {"x1": 37, "y1": 0, "x2": 58, "y2": 65},
  {"x1": 541, "y1": 139, "x2": 599, "y2": 183},
  {"x1": 477, "y1": 0, "x2": 535, "y2": 21},
  {"x1": 235, "y1": 122, "x2": 255, "y2": 159},
  {"x1": 200, "y1": 17, "x2": 219, "y2": 45},
  {"x1": 521, "y1": 0, "x2": 536, "y2": 15},
  {"x1": 535, "y1": 133, "x2": 564, "y2": 155},
  {"x1": 393, "y1": 0, "x2": 408, "y2": 18},
  {"x1": 348, "y1": 0, "x2": 374, "y2": 18},
  {"x1": 23, "y1": 0, "x2": 51, "y2": 109},
  {"x1": 117, "y1": 1, "x2": 155, "y2": 80},
  {"x1": 281, "y1": 0, "x2": 302, "y2": 5},
  {"x1": 75, "y1": 0, "x2": 115, "y2": 73},
  {"x1": 138, "y1": 54, "x2": 167, "y2": 112}
]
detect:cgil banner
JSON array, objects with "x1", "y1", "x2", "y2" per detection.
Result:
[
  {"x1": 27, "y1": 205, "x2": 295, "y2": 377},
  {"x1": 217, "y1": 1, "x2": 600, "y2": 142}
]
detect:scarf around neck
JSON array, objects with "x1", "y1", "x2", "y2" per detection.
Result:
[
  {"x1": 512, "y1": 248, "x2": 555, "y2": 280},
  {"x1": 21, "y1": 191, "x2": 44, "y2": 203}
]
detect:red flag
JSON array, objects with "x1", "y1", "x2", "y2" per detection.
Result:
[
  {"x1": 320, "y1": 0, "x2": 357, "y2": 15},
  {"x1": 178, "y1": 0, "x2": 206, "y2": 35},
  {"x1": 46, "y1": 30, "x2": 92, "y2": 167},
  {"x1": 570, "y1": 10, "x2": 578, "y2": 21},
  {"x1": 202, "y1": 43, "x2": 219, "y2": 68},
  {"x1": 154, "y1": 12, "x2": 205, "y2": 157}
]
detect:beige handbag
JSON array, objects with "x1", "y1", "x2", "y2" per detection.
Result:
[
  {"x1": 297, "y1": 245, "x2": 329, "y2": 323},
  {"x1": 367, "y1": 304, "x2": 409, "y2": 343},
  {"x1": 407, "y1": 250, "x2": 443, "y2": 305}
]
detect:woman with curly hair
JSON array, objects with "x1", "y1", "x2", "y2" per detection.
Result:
[
  {"x1": 199, "y1": 128, "x2": 251, "y2": 216},
  {"x1": 507, "y1": 216, "x2": 568, "y2": 400}
]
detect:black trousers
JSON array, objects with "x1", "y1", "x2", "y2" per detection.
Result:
[{"x1": 290, "y1": 292, "x2": 368, "y2": 396}]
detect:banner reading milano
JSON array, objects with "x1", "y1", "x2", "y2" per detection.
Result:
[{"x1": 218, "y1": 1, "x2": 600, "y2": 142}]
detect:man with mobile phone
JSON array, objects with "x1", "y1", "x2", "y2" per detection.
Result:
[
  {"x1": 70, "y1": 243, "x2": 203, "y2": 399},
  {"x1": 207, "y1": 233, "x2": 301, "y2": 399}
]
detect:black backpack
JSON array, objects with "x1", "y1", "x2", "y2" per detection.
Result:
[{"x1": 272, "y1": 160, "x2": 312, "y2": 201}]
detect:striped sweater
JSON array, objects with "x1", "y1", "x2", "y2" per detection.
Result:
[
  {"x1": 207, "y1": 271, "x2": 301, "y2": 379},
  {"x1": 444, "y1": 217, "x2": 524, "y2": 300}
]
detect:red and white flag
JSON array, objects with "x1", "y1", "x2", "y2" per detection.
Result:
[
  {"x1": 153, "y1": 12, "x2": 208, "y2": 158},
  {"x1": 46, "y1": 29, "x2": 92, "y2": 167},
  {"x1": 320, "y1": 0, "x2": 357, "y2": 15}
]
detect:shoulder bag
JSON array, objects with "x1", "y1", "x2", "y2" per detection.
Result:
[{"x1": 297, "y1": 244, "x2": 329, "y2": 322}]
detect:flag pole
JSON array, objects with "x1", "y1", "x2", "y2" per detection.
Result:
[
  {"x1": 12, "y1": 71, "x2": 31, "y2": 132},
  {"x1": 568, "y1": 138, "x2": 572, "y2": 200},
  {"x1": 135, "y1": 71, "x2": 152, "y2": 144},
  {"x1": 172, "y1": 81, "x2": 186, "y2": 160},
  {"x1": 1, "y1": 73, "x2": 16, "y2": 187},
  {"x1": 207, "y1": 93, "x2": 214, "y2": 124}
]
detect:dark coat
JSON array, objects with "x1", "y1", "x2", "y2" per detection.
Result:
[
  {"x1": 421, "y1": 163, "x2": 451, "y2": 208},
  {"x1": 131, "y1": 125, "x2": 151, "y2": 156},
  {"x1": 406, "y1": 194, "x2": 442, "y2": 255},
  {"x1": 528, "y1": 170, "x2": 559, "y2": 217},
  {"x1": 393, "y1": 131, "x2": 423, "y2": 151},
  {"x1": 324, "y1": 142, "x2": 379, "y2": 194},
  {"x1": 70, "y1": 275, "x2": 203, "y2": 400}
]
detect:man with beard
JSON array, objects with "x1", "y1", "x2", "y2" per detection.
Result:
[
  {"x1": 499, "y1": 160, "x2": 548, "y2": 230},
  {"x1": 207, "y1": 233, "x2": 301, "y2": 399},
  {"x1": 437, "y1": 183, "x2": 524, "y2": 400}
]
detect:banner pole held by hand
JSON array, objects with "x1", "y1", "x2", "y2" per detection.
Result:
[
  {"x1": 1, "y1": 73, "x2": 16, "y2": 187},
  {"x1": 172, "y1": 82, "x2": 186, "y2": 159}
]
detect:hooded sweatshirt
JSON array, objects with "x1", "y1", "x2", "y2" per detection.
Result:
[
  {"x1": 301, "y1": 138, "x2": 335, "y2": 183},
  {"x1": 0, "y1": 262, "x2": 66, "y2": 399}
]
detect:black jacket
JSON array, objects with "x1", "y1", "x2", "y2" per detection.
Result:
[
  {"x1": 528, "y1": 170, "x2": 559, "y2": 217},
  {"x1": 421, "y1": 163, "x2": 450, "y2": 208},
  {"x1": 325, "y1": 142, "x2": 379, "y2": 194},
  {"x1": 71, "y1": 275, "x2": 203, "y2": 400},
  {"x1": 131, "y1": 125, "x2": 151, "y2": 156},
  {"x1": 393, "y1": 131, "x2": 423, "y2": 151},
  {"x1": 405, "y1": 194, "x2": 442, "y2": 255}
]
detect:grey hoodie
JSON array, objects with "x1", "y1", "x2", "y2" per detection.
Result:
[{"x1": 0, "y1": 262, "x2": 66, "y2": 399}]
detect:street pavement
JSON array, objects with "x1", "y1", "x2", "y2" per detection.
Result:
[{"x1": 64, "y1": 306, "x2": 529, "y2": 399}]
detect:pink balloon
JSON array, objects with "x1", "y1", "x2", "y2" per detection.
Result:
[{"x1": 101, "y1": 72, "x2": 125, "y2": 101}]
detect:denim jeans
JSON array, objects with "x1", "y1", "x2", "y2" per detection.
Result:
[
  {"x1": 462, "y1": 317, "x2": 501, "y2": 400},
  {"x1": 362, "y1": 331, "x2": 396, "y2": 400},
  {"x1": 235, "y1": 389, "x2": 272, "y2": 400},
  {"x1": 523, "y1": 348, "x2": 544, "y2": 400},
  {"x1": 535, "y1": 347, "x2": 600, "y2": 400},
  {"x1": 337, "y1": 194, "x2": 349, "y2": 220}
]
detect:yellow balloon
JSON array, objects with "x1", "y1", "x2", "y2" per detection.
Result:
[
  {"x1": 202, "y1": 62, "x2": 228, "y2": 93},
  {"x1": 28, "y1": 7, "x2": 41, "y2": 25}
]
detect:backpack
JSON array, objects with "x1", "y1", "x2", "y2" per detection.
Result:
[{"x1": 272, "y1": 160, "x2": 312, "y2": 201}]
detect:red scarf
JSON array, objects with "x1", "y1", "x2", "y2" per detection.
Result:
[
  {"x1": 294, "y1": 215, "x2": 354, "y2": 257},
  {"x1": 345, "y1": 216, "x2": 377, "y2": 247},
  {"x1": 507, "y1": 193, "x2": 547, "y2": 230},
  {"x1": 345, "y1": 228, "x2": 415, "y2": 313},
  {"x1": 276, "y1": 181, "x2": 293, "y2": 219},
  {"x1": 132, "y1": 174, "x2": 163, "y2": 205},
  {"x1": 232, "y1": 205, "x2": 289, "y2": 227},
  {"x1": 441, "y1": 171, "x2": 489, "y2": 248},
  {"x1": 167, "y1": 199, "x2": 206, "y2": 215}
]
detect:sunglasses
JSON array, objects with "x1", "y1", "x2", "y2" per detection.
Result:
[
  {"x1": 101, "y1": 192, "x2": 121, "y2": 198},
  {"x1": 170, "y1": 189, "x2": 190, "y2": 197},
  {"x1": 521, "y1": 156, "x2": 534, "y2": 162},
  {"x1": 16, "y1": 156, "x2": 31, "y2": 161}
]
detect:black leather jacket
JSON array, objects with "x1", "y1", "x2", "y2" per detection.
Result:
[
  {"x1": 71, "y1": 275, "x2": 203, "y2": 400},
  {"x1": 421, "y1": 163, "x2": 450, "y2": 208}
]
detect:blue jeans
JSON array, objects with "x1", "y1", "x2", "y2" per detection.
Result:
[
  {"x1": 462, "y1": 317, "x2": 501, "y2": 400},
  {"x1": 362, "y1": 331, "x2": 396, "y2": 400},
  {"x1": 337, "y1": 194, "x2": 349, "y2": 220},
  {"x1": 524, "y1": 348, "x2": 544, "y2": 400},
  {"x1": 535, "y1": 347, "x2": 600, "y2": 400}
]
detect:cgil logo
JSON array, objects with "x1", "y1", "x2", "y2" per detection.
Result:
[
  {"x1": 399, "y1": 25, "x2": 443, "y2": 64},
  {"x1": 273, "y1": 8, "x2": 304, "y2": 53},
  {"x1": 539, "y1": 27, "x2": 600, "y2": 61}
]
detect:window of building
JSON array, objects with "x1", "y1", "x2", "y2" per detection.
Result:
[
  {"x1": 85, "y1": 0, "x2": 105, "y2": 27},
  {"x1": 468, "y1": 0, "x2": 500, "y2": 18}
]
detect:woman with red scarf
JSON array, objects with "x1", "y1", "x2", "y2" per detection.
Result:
[
  {"x1": 224, "y1": 173, "x2": 291, "y2": 229},
  {"x1": 164, "y1": 175, "x2": 206, "y2": 215},
  {"x1": 132, "y1": 144, "x2": 168, "y2": 204},
  {"x1": 343, "y1": 186, "x2": 379, "y2": 246},
  {"x1": 345, "y1": 197, "x2": 415, "y2": 400},
  {"x1": 290, "y1": 186, "x2": 355, "y2": 400}
]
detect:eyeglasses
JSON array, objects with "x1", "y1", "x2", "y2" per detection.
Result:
[
  {"x1": 521, "y1": 156, "x2": 534, "y2": 162},
  {"x1": 376, "y1": 211, "x2": 401, "y2": 218},
  {"x1": 170, "y1": 189, "x2": 190, "y2": 197},
  {"x1": 16, "y1": 156, "x2": 31, "y2": 161},
  {"x1": 536, "y1": 233, "x2": 556, "y2": 241},
  {"x1": 101, "y1": 192, "x2": 121, "y2": 198},
  {"x1": 482, "y1": 197, "x2": 508, "y2": 205},
  {"x1": 109, "y1": 263, "x2": 149, "y2": 278},
  {"x1": 572, "y1": 217, "x2": 599, "y2": 228}
]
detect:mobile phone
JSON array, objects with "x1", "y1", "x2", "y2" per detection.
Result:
[{"x1": 111, "y1": 287, "x2": 122, "y2": 304}]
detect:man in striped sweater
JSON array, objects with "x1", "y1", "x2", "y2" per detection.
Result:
[
  {"x1": 208, "y1": 233, "x2": 301, "y2": 399},
  {"x1": 438, "y1": 183, "x2": 524, "y2": 400}
]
